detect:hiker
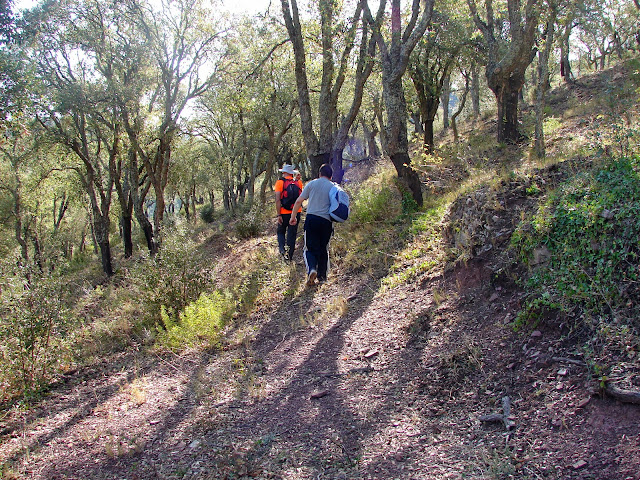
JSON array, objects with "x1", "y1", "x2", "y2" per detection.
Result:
[
  {"x1": 275, "y1": 164, "x2": 303, "y2": 261},
  {"x1": 289, "y1": 163, "x2": 334, "y2": 286}
]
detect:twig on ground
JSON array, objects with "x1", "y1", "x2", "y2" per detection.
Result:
[
  {"x1": 479, "y1": 396, "x2": 516, "y2": 430},
  {"x1": 552, "y1": 356, "x2": 586, "y2": 366},
  {"x1": 154, "y1": 354, "x2": 180, "y2": 372},
  {"x1": 603, "y1": 383, "x2": 640, "y2": 405}
]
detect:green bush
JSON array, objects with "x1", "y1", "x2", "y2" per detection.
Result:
[
  {"x1": 157, "y1": 291, "x2": 233, "y2": 350},
  {"x1": 351, "y1": 184, "x2": 399, "y2": 224},
  {"x1": 0, "y1": 266, "x2": 70, "y2": 401},
  {"x1": 199, "y1": 204, "x2": 216, "y2": 223},
  {"x1": 129, "y1": 229, "x2": 214, "y2": 328},
  {"x1": 235, "y1": 207, "x2": 263, "y2": 239},
  {"x1": 513, "y1": 156, "x2": 640, "y2": 325}
]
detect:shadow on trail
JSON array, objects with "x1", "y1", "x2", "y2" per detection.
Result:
[
  {"x1": 1, "y1": 349, "x2": 214, "y2": 480},
  {"x1": 2, "y1": 218, "x2": 473, "y2": 479},
  {"x1": 182, "y1": 269, "x2": 450, "y2": 477},
  {"x1": 195, "y1": 274, "x2": 381, "y2": 476}
]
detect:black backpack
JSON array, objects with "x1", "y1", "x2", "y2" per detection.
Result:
[{"x1": 280, "y1": 177, "x2": 301, "y2": 210}]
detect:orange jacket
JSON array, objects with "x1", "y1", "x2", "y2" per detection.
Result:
[{"x1": 275, "y1": 177, "x2": 303, "y2": 215}]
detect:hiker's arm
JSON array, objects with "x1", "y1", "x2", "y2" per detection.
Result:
[
  {"x1": 289, "y1": 195, "x2": 305, "y2": 225},
  {"x1": 275, "y1": 191, "x2": 283, "y2": 224}
]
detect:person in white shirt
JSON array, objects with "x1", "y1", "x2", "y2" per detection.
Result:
[{"x1": 289, "y1": 164, "x2": 334, "y2": 286}]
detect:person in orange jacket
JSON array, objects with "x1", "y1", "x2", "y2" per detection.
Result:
[{"x1": 274, "y1": 164, "x2": 303, "y2": 261}]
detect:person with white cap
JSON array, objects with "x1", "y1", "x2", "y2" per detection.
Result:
[{"x1": 274, "y1": 164, "x2": 303, "y2": 261}]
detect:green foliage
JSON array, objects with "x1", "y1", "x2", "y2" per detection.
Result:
[
  {"x1": 399, "y1": 184, "x2": 419, "y2": 215},
  {"x1": 512, "y1": 156, "x2": 640, "y2": 326},
  {"x1": 383, "y1": 199, "x2": 449, "y2": 288},
  {"x1": 129, "y1": 229, "x2": 214, "y2": 328},
  {"x1": 0, "y1": 266, "x2": 71, "y2": 401},
  {"x1": 235, "y1": 207, "x2": 263, "y2": 239},
  {"x1": 199, "y1": 204, "x2": 216, "y2": 223},
  {"x1": 542, "y1": 116, "x2": 562, "y2": 135},
  {"x1": 350, "y1": 184, "x2": 399, "y2": 224},
  {"x1": 335, "y1": 172, "x2": 408, "y2": 276},
  {"x1": 157, "y1": 291, "x2": 232, "y2": 350}
]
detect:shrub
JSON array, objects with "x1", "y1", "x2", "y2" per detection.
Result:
[
  {"x1": 350, "y1": 184, "x2": 399, "y2": 224},
  {"x1": 0, "y1": 266, "x2": 71, "y2": 401},
  {"x1": 157, "y1": 291, "x2": 233, "y2": 350},
  {"x1": 513, "y1": 156, "x2": 640, "y2": 326},
  {"x1": 235, "y1": 207, "x2": 263, "y2": 239},
  {"x1": 199, "y1": 204, "x2": 216, "y2": 223},
  {"x1": 129, "y1": 229, "x2": 214, "y2": 328}
]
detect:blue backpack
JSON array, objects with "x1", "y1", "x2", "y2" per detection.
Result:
[{"x1": 329, "y1": 183, "x2": 350, "y2": 222}]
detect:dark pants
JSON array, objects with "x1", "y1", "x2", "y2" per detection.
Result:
[
  {"x1": 303, "y1": 214, "x2": 333, "y2": 281},
  {"x1": 277, "y1": 212, "x2": 300, "y2": 259}
]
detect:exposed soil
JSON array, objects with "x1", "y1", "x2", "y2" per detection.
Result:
[{"x1": 1, "y1": 67, "x2": 639, "y2": 479}]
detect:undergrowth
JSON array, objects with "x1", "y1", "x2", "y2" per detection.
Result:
[
  {"x1": 129, "y1": 227, "x2": 216, "y2": 326},
  {"x1": 512, "y1": 155, "x2": 640, "y2": 328},
  {"x1": 158, "y1": 291, "x2": 233, "y2": 350},
  {"x1": 336, "y1": 168, "x2": 408, "y2": 276}
]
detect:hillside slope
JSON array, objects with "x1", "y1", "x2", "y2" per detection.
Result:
[{"x1": 0, "y1": 65, "x2": 639, "y2": 480}]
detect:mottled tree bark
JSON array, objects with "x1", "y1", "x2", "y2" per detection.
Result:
[
  {"x1": 281, "y1": 0, "x2": 375, "y2": 180},
  {"x1": 534, "y1": 7, "x2": 556, "y2": 158},
  {"x1": 441, "y1": 74, "x2": 451, "y2": 131},
  {"x1": 468, "y1": 0, "x2": 540, "y2": 143},
  {"x1": 364, "y1": 0, "x2": 435, "y2": 206},
  {"x1": 471, "y1": 63, "x2": 481, "y2": 117}
]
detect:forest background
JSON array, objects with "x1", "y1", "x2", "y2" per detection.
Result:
[{"x1": 0, "y1": 1, "x2": 639, "y2": 476}]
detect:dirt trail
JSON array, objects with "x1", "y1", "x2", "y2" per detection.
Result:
[{"x1": 1, "y1": 246, "x2": 638, "y2": 479}]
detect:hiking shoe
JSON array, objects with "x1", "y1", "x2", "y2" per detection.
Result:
[{"x1": 306, "y1": 269, "x2": 317, "y2": 287}]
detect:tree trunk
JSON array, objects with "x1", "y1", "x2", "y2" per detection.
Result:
[
  {"x1": 98, "y1": 240, "x2": 113, "y2": 277},
  {"x1": 468, "y1": 0, "x2": 539, "y2": 144},
  {"x1": 490, "y1": 71, "x2": 526, "y2": 144},
  {"x1": 152, "y1": 182, "x2": 165, "y2": 243},
  {"x1": 391, "y1": 152, "x2": 422, "y2": 206},
  {"x1": 183, "y1": 193, "x2": 191, "y2": 221},
  {"x1": 534, "y1": 12, "x2": 556, "y2": 158},
  {"x1": 424, "y1": 119, "x2": 435, "y2": 154},
  {"x1": 91, "y1": 203, "x2": 113, "y2": 276},
  {"x1": 31, "y1": 231, "x2": 43, "y2": 272},
  {"x1": 411, "y1": 111, "x2": 423, "y2": 133},
  {"x1": 330, "y1": 148, "x2": 345, "y2": 183},
  {"x1": 115, "y1": 177, "x2": 134, "y2": 258},
  {"x1": 362, "y1": 119, "x2": 381, "y2": 159},
  {"x1": 408, "y1": 47, "x2": 455, "y2": 155},
  {"x1": 451, "y1": 73, "x2": 470, "y2": 143},
  {"x1": 222, "y1": 187, "x2": 231, "y2": 212},
  {"x1": 79, "y1": 222, "x2": 87, "y2": 253},
  {"x1": 363, "y1": 0, "x2": 434, "y2": 207},
  {"x1": 385, "y1": 75, "x2": 422, "y2": 206},
  {"x1": 441, "y1": 75, "x2": 451, "y2": 130},
  {"x1": 128, "y1": 152, "x2": 157, "y2": 255},
  {"x1": 137, "y1": 208, "x2": 156, "y2": 254},
  {"x1": 121, "y1": 212, "x2": 133, "y2": 258},
  {"x1": 53, "y1": 193, "x2": 68, "y2": 234},
  {"x1": 13, "y1": 190, "x2": 30, "y2": 265},
  {"x1": 419, "y1": 95, "x2": 440, "y2": 154},
  {"x1": 281, "y1": 0, "x2": 373, "y2": 181},
  {"x1": 308, "y1": 152, "x2": 331, "y2": 178},
  {"x1": 471, "y1": 64, "x2": 480, "y2": 118},
  {"x1": 190, "y1": 185, "x2": 197, "y2": 221}
]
